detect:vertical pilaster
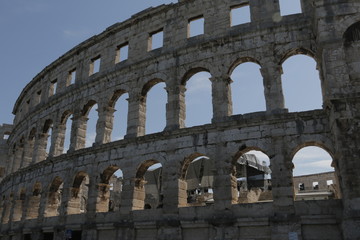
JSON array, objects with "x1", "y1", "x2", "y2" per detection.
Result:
[
  {"x1": 165, "y1": 85, "x2": 186, "y2": 131},
  {"x1": 21, "y1": 138, "x2": 35, "y2": 168},
  {"x1": 211, "y1": 75, "x2": 232, "y2": 123},
  {"x1": 32, "y1": 133, "x2": 48, "y2": 163},
  {"x1": 95, "y1": 106, "x2": 115, "y2": 144},
  {"x1": 69, "y1": 114, "x2": 88, "y2": 151},
  {"x1": 260, "y1": 62, "x2": 286, "y2": 113},
  {"x1": 125, "y1": 94, "x2": 145, "y2": 138},
  {"x1": 49, "y1": 124, "x2": 66, "y2": 157}
]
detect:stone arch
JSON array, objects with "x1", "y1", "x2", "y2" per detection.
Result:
[
  {"x1": 26, "y1": 182, "x2": 41, "y2": 219},
  {"x1": 181, "y1": 67, "x2": 211, "y2": 85},
  {"x1": 343, "y1": 21, "x2": 360, "y2": 84},
  {"x1": 343, "y1": 21, "x2": 360, "y2": 46},
  {"x1": 280, "y1": 49, "x2": 323, "y2": 112},
  {"x1": 44, "y1": 176, "x2": 63, "y2": 217},
  {"x1": 42, "y1": 119, "x2": 53, "y2": 157},
  {"x1": 291, "y1": 142, "x2": 341, "y2": 201},
  {"x1": 96, "y1": 165, "x2": 123, "y2": 212},
  {"x1": 228, "y1": 57, "x2": 261, "y2": 76},
  {"x1": 109, "y1": 89, "x2": 129, "y2": 141},
  {"x1": 279, "y1": 48, "x2": 317, "y2": 65},
  {"x1": 141, "y1": 78, "x2": 167, "y2": 134},
  {"x1": 133, "y1": 160, "x2": 163, "y2": 210},
  {"x1": 67, "y1": 171, "x2": 89, "y2": 215},
  {"x1": 229, "y1": 58, "x2": 265, "y2": 114},
  {"x1": 81, "y1": 100, "x2": 98, "y2": 148},
  {"x1": 181, "y1": 68, "x2": 213, "y2": 127},
  {"x1": 58, "y1": 110, "x2": 73, "y2": 154},
  {"x1": 230, "y1": 146, "x2": 272, "y2": 204},
  {"x1": 108, "y1": 89, "x2": 128, "y2": 108},
  {"x1": 179, "y1": 153, "x2": 214, "y2": 207}
]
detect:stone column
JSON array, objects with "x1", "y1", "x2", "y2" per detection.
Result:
[
  {"x1": 211, "y1": 75, "x2": 232, "y2": 123},
  {"x1": 118, "y1": 178, "x2": 133, "y2": 214},
  {"x1": 50, "y1": 124, "x2": 66, "y2": 157},
  {"x1": 32, "y1": 133, "x2": 48, "y2": 163},
  {"x1": 21, "y1": 138, "x2": 35, "y2": 168},
  {"x1": 131, "y1": 178, "x2": 146, "y2": 210},
  {"x1": 84, "y1": 175, "x2": 98, "y2": 220},
  {"x1": 95, "y1": 183, "x2": 111, "y2": 213},
  {"x1": 161, "y1": 158, "x2": 182, "y2": 214},
  {"x1": 125, "y1": 94, "x2": 145, "y2": 138},
  {"x1": 269, "y1": 138, "x2": 297, "y2": 239},
  {"x1": 211, "y1": 144, "x2": 236, "y2": 210},
  {"x1": 260, "y1": 62, "x2": 286, "y2": 113},
  {"x1": 165, "y1": 85, "x2": 186, "y2": 131},
  {"x1": 95, "y1": 106, "x2": 115, "y2": 144},
  {"x1": 69, "y1": 114, "x2": 88, "y2": 151}
]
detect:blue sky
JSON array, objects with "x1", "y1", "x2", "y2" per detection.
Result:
[{"x1": 0, "y1": 0, "x2": 334, "y2": 176}]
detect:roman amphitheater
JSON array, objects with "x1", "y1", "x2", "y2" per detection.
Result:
[{"x1": 0, "y1": 0, "x2": 360, "y2": 239}]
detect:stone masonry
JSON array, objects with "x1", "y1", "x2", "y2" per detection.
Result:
[{"x1": 0, "y1": 0, "x2": 360, "y2": 239}]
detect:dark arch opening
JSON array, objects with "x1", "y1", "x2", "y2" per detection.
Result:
[{"x1": 344, "y1": 22, "x2": 360, "y2": 46}]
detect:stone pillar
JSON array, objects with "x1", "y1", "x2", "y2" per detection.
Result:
[
  {"x1": 50, "y1": 124, "x2": 66, "y2": 157},
  {"x1": 69, "y1": 114, "x2": 88, "y2": 151},
  {"x1": 95, "y1": 183, "x2": 111, "y2": 212},
  {"x1": 2, "y1": 195, "x2": 12, "y2": 224},
  {"x1": 84, "y1": 175, "x2": 97, "y2": 219},
  {"x1": 161, "y1": 159, "x2": 182, "y2": 214},
  {"x1": 119, "y1": 178, "x2": 135, "y2": 214},
  {"x1": 131, "y1": 178, "x2": 146, "y2": 210},
  {"x1": 25, "y1": 194, "x2": 41, "y2": 220},
  {"x1": 11, "y1": 145, "x2": 23, "y2": 172},
  {"x1": 165, "y1": 85, "x2": 186, "y2": 131},
  {"x1": 125, "y1": 94, "x2": 145, "y2": 138},
  {"x1": 211, "y1": 75, "x2": 232, "y2": 123},
  {"x1": 95, "y1": 106, "x2": 115, "y2": 144},
  {"x1": 269, "y1": 138, "x2": 296, "y2": 239},
  {"x1": 21, "y1": 138, "x2": 35, "y2": 168},
  {"x1": 32, "y1": 133, "x2": 48, "y2": 163},
  {"x1": 260, "y1": 62, "x2": 286, "y2": 113},
  {"x1": 211, "y1": 144, "x2": 236, "y2": 210},
  {"x1": 11, "y1": 196, "x2": 23, "y2": 222}
]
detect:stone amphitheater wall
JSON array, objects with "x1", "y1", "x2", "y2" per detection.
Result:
[{"x1": 1, "y1": 0, "x2": 360, "y2": 239}]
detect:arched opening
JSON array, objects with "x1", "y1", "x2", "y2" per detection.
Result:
[
  {"x1": 44, "y1": 177, "x2": 63, "y2": 217},
  {"x1": 183, "y1": 70, "x2": 212, "y2": 127},
  {"x1": 43, "y1": 119, "x2": 53, "y2": 158},
  {"x1": 12, "y1": 189, "x2": 25, "y2": 221},
  {"x1": 343, "y1": 22, "x2": 360, "y2": 83},
  {"x1": 133, "y1": 160, "x2": 163, "y2": 210},
  {"x1": 82, "y1": 101, "x2": 98, "y2": 148},
  {"x1": 180, "y1": 154, "x2": 214, "y2": 207},
  {"x1": 231, "y1": 149, "x2": 272, "y2": 204},
  {"x1": 344, "y1": 21, "x2": 360, "y2": 45},
  {"x1": 281, "y1": 54, "x2": 322, "y2": 112},
  {"x1": 292, "y1": 146, "x2": 341, "y2": 201},
  {"x1": 96, "y1": 166, "x2": 123, "y2": 212},
  {"x1": 67, "y1": 172, "x2": 89, "y2": 215},
  {"x1": 110, "y1": 90, "x2": 129, "y2": 141},
  {"x1": 26, "y1": 182, "x2": 41, "y2": 219},
  {"x1": 230, "y1": 61, "x2": 266, "y2": 114},
  {"x1": 142, "y1": 80, "x2": 167, "y2": 134},
  {"x1": 60, "y1": 111, "x2": 73, "y2": 154}
]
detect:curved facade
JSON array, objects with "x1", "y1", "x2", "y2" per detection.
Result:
[{"x1": 1, "y1": 0, "x2": 360, "y2": 239}]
